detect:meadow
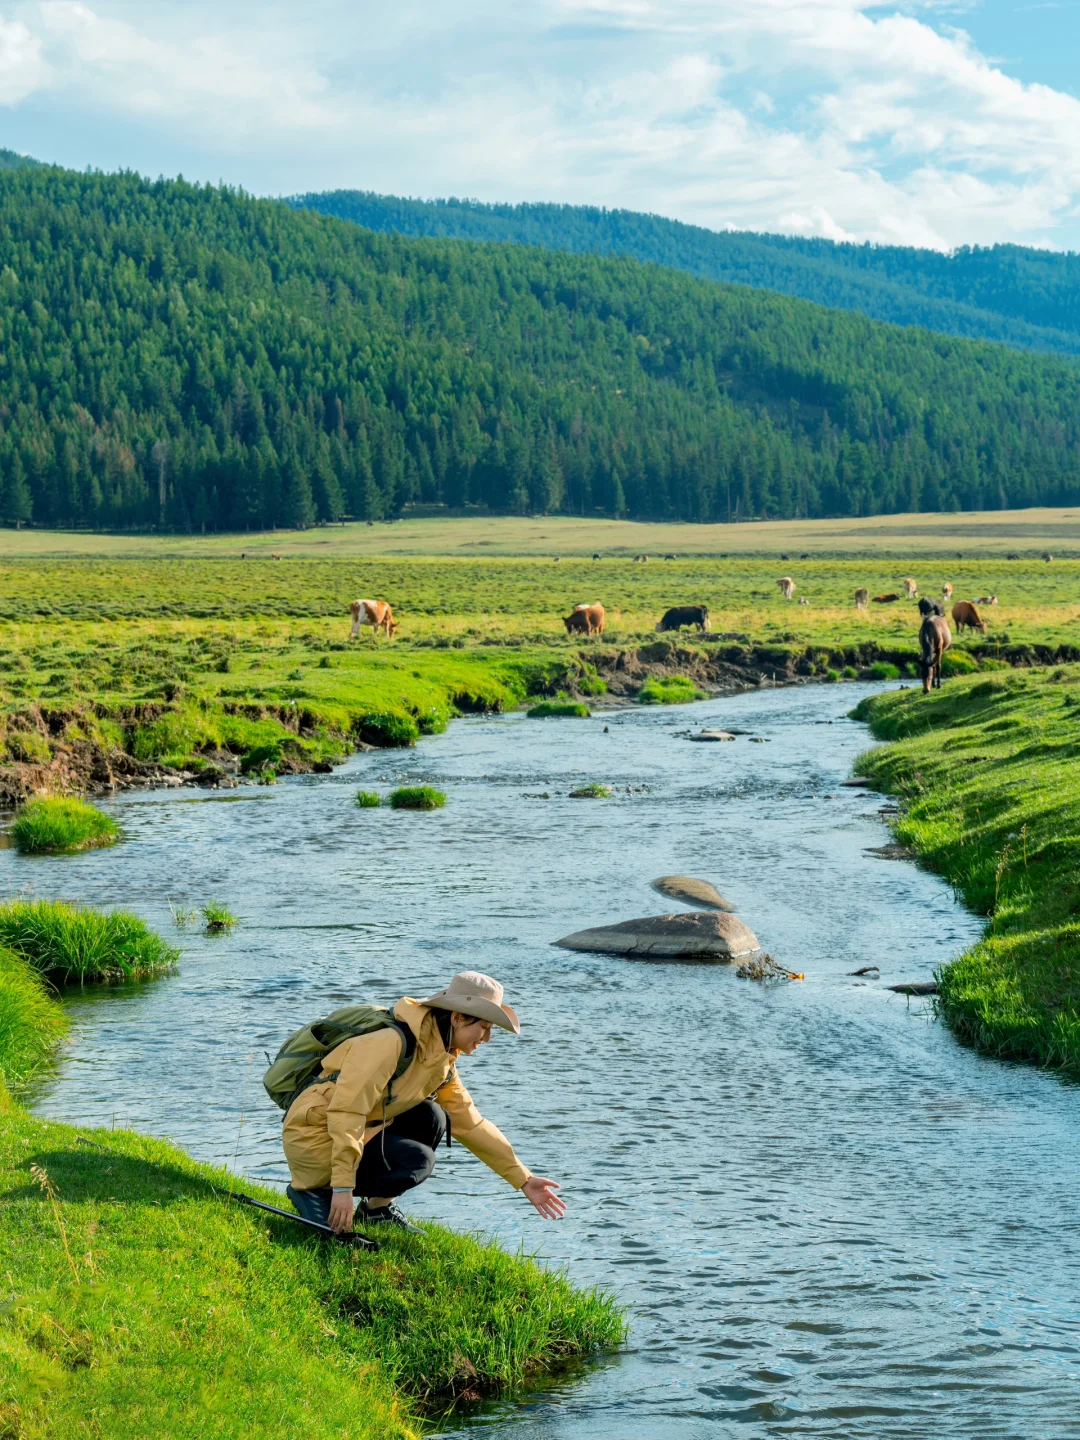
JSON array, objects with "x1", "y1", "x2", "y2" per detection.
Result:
[
  {"x1": 0, "y1": 549, "x2": 1076, "y2": 781},
  {"x1": 3, "y1": 507, "x2": 1080, "y2": 558},
  {"x1": 854, "y1": 669, "x2": 1080, "y2": 1075}
]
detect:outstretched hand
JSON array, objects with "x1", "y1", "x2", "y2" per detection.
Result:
[{"x1": 523, "y1": 1175, "x2": 566, "y2": 1219}]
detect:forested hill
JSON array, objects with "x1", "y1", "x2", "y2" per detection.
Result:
[
  {"x1": 3, "y1": 164, "x2": 1080, "y2": 533},
  {"x1": 291, "y1": 191, "x2": 1080, "y2": 358}
]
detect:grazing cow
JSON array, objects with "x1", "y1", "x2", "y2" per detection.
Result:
[
  {"x1": 656, "y1": 605, "x2": 709, "y2": 633},
  {"x1": 1044, "y1": 553, "x2": 1054, "y2": 563},
  {"x1": 942, "y1": 583, "x2": 953, "y2": 601},
  {"x1": 563, "y1": 603, "x2": 605, "y2": 636},
  {"x1": 350, "y1": 598, "x2": 397, "y2": 640},
  {"x1": 593, "y1": 553, "x2": 602, "y2": 561},
  {"x1": 972, "y1": 594, "x2": 997, "y2": 605},
  {"x1": 272, "y1": 553, "x2": 281, "y2": 560},
  {"x1": 903, "y1": 578, "x2": 918, "y2": 598},
  {"x1": 918, "y1": 600, "x2": 951, "y2": 693},
  {"x1": 664, "y1": 553, "x2": 676, "y2": 561},
  {"x1": 872, "y1": 593, "x2": 900, "y2": 603},
  {"x1": 553, "y1": 556, "x2": 561, "y2": 564},
  {"x1": 951, "y1": 600, "x2": 987, "y2": 634},
  {"x1": 636, "y1": 554, "x2": 649, "y2": 564},
  {"x1": 800, "y1": 553, "x2": 809, "y2": 560},
  {"x1": 778, "y1": 576, "x2": 796, "y2": 600},
  {"x1": 855, "y1": 587, "x2": 869, "y2": 609}
]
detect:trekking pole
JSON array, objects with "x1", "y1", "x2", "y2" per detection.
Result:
[{"x1": 232, "y1": 1192, "x2": 380, "y2": 1251}]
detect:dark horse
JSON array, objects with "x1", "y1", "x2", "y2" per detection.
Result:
[{"x1": 918, "y1": 598, "x2": 951, "y2": 693}]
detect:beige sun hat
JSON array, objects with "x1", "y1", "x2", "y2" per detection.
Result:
[{"x1": 420, "y1": 970, "x2": 520, "y2": 1034}]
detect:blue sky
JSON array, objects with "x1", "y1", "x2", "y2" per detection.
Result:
[{"x1": 2, "y1": 0, "x2": 1079, "y2": 251}]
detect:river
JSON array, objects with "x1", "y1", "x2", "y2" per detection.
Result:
[{"x1": 16, "y1": 682, "x2": 1080, "y2": 1439}]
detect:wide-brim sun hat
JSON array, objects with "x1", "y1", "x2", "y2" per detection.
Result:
[{"x1": 420, "y1": 970, "x2": 520, "y2": 1034}]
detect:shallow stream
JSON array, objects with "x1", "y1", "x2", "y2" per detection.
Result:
[{"x1": 17, "y1": 683, "x2": 1080, "y2": 1439}]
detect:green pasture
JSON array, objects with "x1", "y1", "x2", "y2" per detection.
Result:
[
  {"x1": 3, "y1": 506, "x2": 1080, "y2": 557},
  {"x1": 854, "y1": 668, "x2": 1080, "y2": 1075}
]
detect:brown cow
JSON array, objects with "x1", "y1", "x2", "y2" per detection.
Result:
[
  {"x1": 872, "y1": 593, "x2": 900, "y2": 603},
  {"x1": 778, "y1": 576, "x2": 796, "y2": 600},
  {"x1": 951, "y1": 600, "x2": 987, "y2": 634},
  {"x1": 918, "y1": 600, "x2": 952, "y2": 693},
  {"x1": 563, "y1": 603, "x2": 605, "y2": 636},
  {"x1": 903, "y1": 578, "x2": 918, "y2": 597},
  {"x1": 854, "y1": 588, "x2": 869, "y2": 609},
  {"x1": 350, "y1": 598, "x2": 397, "y2": 640}
]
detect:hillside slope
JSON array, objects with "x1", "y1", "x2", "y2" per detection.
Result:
[
  {"x1": 291, "y1": 192, "x2": 1080, "y2": 357},
  {"x1": 3, "y1": 165, "x2": 1080, "y2": 532}
]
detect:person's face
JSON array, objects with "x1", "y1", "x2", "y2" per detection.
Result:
[{"x1": 451, "y1": 1013, "x2": 493, "y2": 1054}]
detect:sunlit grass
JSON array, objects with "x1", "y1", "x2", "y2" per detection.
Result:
[
  {"x1": 389, "y1": 786, "x2": 447, "y2": 811},
  {"x1": 0, "y1": 948, "x2": 67, "y2": 1094},
  {"x1": 0, "y1": 898, "x2": 178, "y2": 984},
  {"x1": 10, "y1": 796, "x2": 119, "y2": 854},
  {"x1": 853, "y1": 665, "x2": 1080, "y2": 1074}
]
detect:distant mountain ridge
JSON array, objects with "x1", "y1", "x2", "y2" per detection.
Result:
[{"x1": 289, "y1": 191, "x2": 1080, "y2": 357}]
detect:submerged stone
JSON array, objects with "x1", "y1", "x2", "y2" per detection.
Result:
[
  {"x1": 688, "y1": 730, "x2": 736, "y2": 742},
  {"x1": 554, "y1": 911, "x2": 760, "y2": 960},
  {"x1": 651, "y1": 876, "x2": 736, "y2": 912}
]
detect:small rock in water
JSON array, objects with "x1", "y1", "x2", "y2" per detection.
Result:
[
  {"x1": 554, "y1": 911, "x2": 760, "y2": 960},
  {"x1": 651, "y1": 876, "x2": 736, "y2": 912},
  {"x1": 888, "y1": 981, "x2": 938, "y2": 996},
  {"x1": 865, "y1": 843, "x2": 915, "y2": 860},
  {"x1": 841, "y1": 778, "x2": 875, "y2": 788},
  {"x1": 748, "y1": 737, "x2": 770, "y2": 743},
  {"x1": 735, "y1": 953, "x2": 804, "y2": 981},
  {"x1": 850, "y1": 965, "x2": 880, "y2": 977},
  {"x1": 688, "y1": 730, "x2": 736, "y2": 742}
]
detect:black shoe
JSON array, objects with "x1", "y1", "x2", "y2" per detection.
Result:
[{"x1": 361, "y1": 1202, "x2": 424, "y2": 1235}]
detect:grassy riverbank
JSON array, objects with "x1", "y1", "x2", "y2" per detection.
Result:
[
  {"x1": 1, "y1": 550, "x2": 1077, "y2": 798},
  {"x1": 852, "y1": 667, "x2": 1080, "y2": 1074},
  {"x1": 0, "y1": 916, "x2": 625, "y2": 1437}
]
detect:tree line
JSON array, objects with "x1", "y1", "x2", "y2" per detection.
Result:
[
  {"x1": 294, "y1": 190, "x2": 1080, "y2": 357},
  {"x1": 2, "y1": 164, "x2": 1080, "y2": 532}
]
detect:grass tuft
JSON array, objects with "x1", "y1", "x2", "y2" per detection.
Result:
[
  {"x1": 637, "y1": 675, "x2": 709, "y2": 705},
  {"x1": 389, "y1": 786, "x2": 446, "y2": 811},
  {"x1": 869, "y1": 661, "x2": 900, "y2": 679},
  {"x1": 569, "y1": 782, "x2": 611, "y2": 798},
  {"x1": 11, "y1": 796, "x2": 119, "y2": 854},
  {"x1": 201, "y1": 901, "x2": 237, "y2": 933},
  {"x1": 0, "y1": 948, "x2": 67, "y2": 1094},
  {"x1": 356, "y1": 789, "x2": 382, "y2": 807},
  {"x1": 527, "y1": 701, "x2": 591, "y2": 717},
  {"x1": 0, "y1": 899, "x2": 178, "y2": 985}
]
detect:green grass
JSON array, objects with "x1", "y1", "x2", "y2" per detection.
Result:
[
  {"x1": 0, "y1": 1107, "x2": 625, "y2": 1439},
  {"x1": 869, "y1": 661, "x2": 900, "y2": 680},
  {"x1": 569, "y1": 782, "x2": 611, "y2": 799},
  {"x1": 0, "y1": 899, "x2": 179, "y2": 984},
  {"x1": 0, "y1": 948, "x2": 67, "y2": 1095},
  {"x1": 637, "y1": 675, "x2": 710, "y2": 705},
  {"x1": 201, "y1": 902, "x2": 237, "y2": 933},
  {"x1": 356, "y1": 789, "x2": 382, "y2": 807},
  {"x1": 527, "y1": 701, "x2": 591, "y2": 718},
  {"x1": 10, "y1": 796, "x2": 119, "y2": 854},
  {"x1": 389, "y1": 786, "x2": 447, "y2": 811},
  {"x1": 852, "y1": 666, "x2": 1080, "y2": 1074}
]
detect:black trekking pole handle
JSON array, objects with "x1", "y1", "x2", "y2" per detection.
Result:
[{"x1": 233, "y1": 1192, "x2": 380, "y2": 1250}]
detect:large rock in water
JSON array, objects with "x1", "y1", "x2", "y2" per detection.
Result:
[
  {"x1": 651, "y1": 876, "x2": 736, "y2": 911},
  {"x1": 555, "y1": 911, "x2": 760, "y2": 960}
]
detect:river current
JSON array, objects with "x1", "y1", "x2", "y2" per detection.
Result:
[{"x1": 16, "y1": 682, "x2": 1080, "y2": 1439}]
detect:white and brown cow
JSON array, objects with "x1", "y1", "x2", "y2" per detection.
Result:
[
  {"x1": 903, "y1": 577, "x2": 918, "y2": 597},
  {"x1": 350, "y1": 599, "x2": 397, "y2": 640},
  {"x1": 777, "y1": 576, "x2": 796, "y2": 600}
]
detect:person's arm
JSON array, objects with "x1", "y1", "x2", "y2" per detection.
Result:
[{"x1": 435, "y1": 1070, "x2": 566, "y2": 1218}]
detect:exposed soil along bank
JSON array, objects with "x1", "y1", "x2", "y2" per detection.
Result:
[
  {"x1": 852, "y1": 665, "x2": 1080, "y2": 1076},
  {"x1": 2, "y1": 638, "x2": 1065, "y2": 805}
]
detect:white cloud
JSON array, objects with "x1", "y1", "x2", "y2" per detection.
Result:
[
  {"x1": 2, "y1": 0, "x2": 1080, "y2": 250},
  {"x1": 0, "y1": 17, "x2": 47, "y2": 103}
]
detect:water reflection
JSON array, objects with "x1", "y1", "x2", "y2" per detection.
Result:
[{"x1": 14, "y1": 684, "x2": 1080, "y2": 1438}]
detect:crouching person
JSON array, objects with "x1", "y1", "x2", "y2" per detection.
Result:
[{"x1": 282, "y1": 971, "x2": 565, "y2": 1234}]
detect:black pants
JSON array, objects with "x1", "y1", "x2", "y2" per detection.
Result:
[{"x1": 287, "y1": 1099, "x2": 445, "y2": 1226}]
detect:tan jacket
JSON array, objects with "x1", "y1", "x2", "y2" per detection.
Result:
[{"x1": 282, "y1": 997, "x2": 532, "y2": 1192}]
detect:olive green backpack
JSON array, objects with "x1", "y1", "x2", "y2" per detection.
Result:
[{"x1": 263, "y1": 1004, "x2": 416, "y2": 1113}]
